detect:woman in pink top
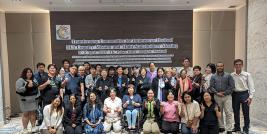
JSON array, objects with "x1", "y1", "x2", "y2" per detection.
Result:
[
  {"x1": 160, "y1": 91, "x2": 180, "y2": 134},
  {"x1": 178, "y1": 69, "x2": 192, "y2": 102}
]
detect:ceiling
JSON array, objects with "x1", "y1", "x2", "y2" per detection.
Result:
[{"x1": 0, "y1": 0, "x2": 246, "y2": 12}]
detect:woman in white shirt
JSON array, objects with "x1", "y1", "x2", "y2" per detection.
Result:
[
  {"x1": 180, "y1": 91, "x2": 201, "y2": 134},
  {"x1": 40, "y1": 95, "x2": 64, "y2": 134}
]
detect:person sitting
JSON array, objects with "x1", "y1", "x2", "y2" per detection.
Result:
[
  {"x1": 40, "y1": 95, "x2": 64, "y2": 134},
  {"x1": 142, "y1": 89, "x2": 160, "y2": 134},
  {"x1": 63, "y1": 94, "x2": 83, "y2": 134},
  {"x1": 122, "y1": 84, "x2": 142, "y2": 130},
  {"x1": 84, "y1": 92, "x2": 104, "y2": 134},
  {"x1": 160, "y1": 91, "x2": 180, "y2": 134},
  {"x1": 103, "y1": 89, "x2": 122, "y2": 133},
  {"x1": 180, "y1": 92, "x2": 201, "y2": 134}
]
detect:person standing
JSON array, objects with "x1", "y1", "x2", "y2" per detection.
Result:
[
  {"x1": 209, "y1": 62, "x2": 235, "y2": 134},
  {"x1": 64, "y1": 65, "x2": 85, "y2": 106},
  {"x1": 231, "y1": 59, "x2": 255, "y2": 134},
  {"x1": 16, "y1": 68, "x2": 39, "y2": 134},
  {"x1": 178, "y1": 58, "x2": 193, "y2": 78},
  {"x1": 191, "y1": 65, "x2": 203, "y2": 102},
  {"x1": 34, "y1": 63, "x2": 48, "y2": 126},
  {"x1": 146, "y1": 62, "x2": 157, "y2": 83}
]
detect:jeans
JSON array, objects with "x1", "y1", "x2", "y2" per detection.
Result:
[
  {"x1": 181, "y1": 123, "x2": 198, "y2": 134},
  {"x1": 232, "y1": 91, "x2": 250, "y2": 132},
  {"x1": 125, "y1": 109, "x2": 138, "y2": 127}
]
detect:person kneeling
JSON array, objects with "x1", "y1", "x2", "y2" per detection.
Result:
[
  {"x1": 103, "y1": 89, "x2": 122, "y2": 133},
  {"x1": 142, "y1": 89, "x2": 160, "y2": 134}
]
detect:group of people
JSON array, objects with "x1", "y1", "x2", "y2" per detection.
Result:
[{"x1": 15, "y1": 58, "x2": 255, "y2": 134}]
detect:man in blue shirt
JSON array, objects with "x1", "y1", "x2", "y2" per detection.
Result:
[{"x1": 64, "y1": 65, "x2": 85, "y2": 106}]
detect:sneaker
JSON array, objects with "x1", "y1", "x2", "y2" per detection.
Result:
[
  {"x1": 219, "y1": 128, "x2": 225, "y2": 132},
  {"x1": 31, "y1": 126, "x2": 39, "y2": 133},
  {"x1": 21, "y1": 129, "x2": 29, "y2": 134}
]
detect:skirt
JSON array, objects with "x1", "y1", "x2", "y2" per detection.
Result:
[{"x1": 19, "y1": 95, "x2": 39, "y2": 112}]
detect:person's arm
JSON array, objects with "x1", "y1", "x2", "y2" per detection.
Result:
[
  {"x1": 209, "y1": 75, "x2": 217, "y2": 93},
  {"x1": 80, "y1": 82, "x2": 85, "y2": 101},
  {"x1": 74, "y1": 106, "x2": 83, "y2": 126},
  {"x1": 215, "y1": 104, "x2": 221, "y2": 119},
  {"x1": 142, "y1": 78, "x2": 151, "y2": 89},
  {"x1": 134, "y1": 95, "x2": 142, "y2": 107},
  {"x1": 160, "y1": 102, "x2": 164, "y2": 115},
  {"x1": 85, "y1": 75, "x2": 91, "y2": 89},
  {"x1": 188, "y1": 79, "x2": 193, "y2": 92},
  {"x1": 56, "y1": 108, "x2": 64, "y2": 128},
  {"x1": 43, "y1": 105, "x2": 51, "y2": 128},
  {"x1": 16, "y1": 78, "x2": 27, "y2": 93},
  {"x1": 63, "y1": 107, "x2": 72, "y2": 126},
  {"x1": 224, "y1": 75, "x2": 235, "y2": 96},
  {"x1": 38, "y1": 79, "x2": 50, "y2": 91},
  {"x1": 97, "y1": 105, "x2": 104, "y2": 124},
  {"x1": 192, "y1": 103, "x2": 201, "y2": 133},
  {"x1": 247, "y1": 73, "x2": 255, "y2": 99},
  {"x1": 200, "y1": 104, "x2": 205, "y2": 119},
  {"x1": 83, "y1": 104, "x2": 92, "y2": 125},
  {"x1": 122, "y1": 95, "x2": 128, "y2": 108}
]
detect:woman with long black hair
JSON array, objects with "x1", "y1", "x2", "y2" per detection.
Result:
[
  {"x1": 199, "y1": 91, "x2": 221, "y2": 134},
  {"x1": 40, "y1": 95, "x2": 64, "y2": 134},
  {"x1": 16, "y1": 68, "x2": 39, "y2": 134},
  {"x1": 63, "y1": 94, "x2": 83, "y2": 134},
  {"x1": 83, "y1": 92, "x2": 104, "y2": 134}
]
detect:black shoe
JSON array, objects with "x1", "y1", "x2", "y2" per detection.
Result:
[
  {"x1": 243, "y1": 130, "x2": 249, "y2": 134},
  {"x1": 219, "y1": 128, "x2": 225, "y2": 132},
  {"x1": 232, "y1": 128, "x2": 241, "y2": 132},
  {"x1": 227, "y1": 131, "x2": 232, "y2": 134}
]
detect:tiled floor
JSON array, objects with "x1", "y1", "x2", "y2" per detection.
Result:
[{"x1": 0, "y1": 117, "x2": 267, "y2": 134}]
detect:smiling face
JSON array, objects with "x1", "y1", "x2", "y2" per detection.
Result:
[
  {"x1": 180, "y1": 70, "x2": 187, "y2": 79},
  {"x1": 216, "y1": 63, "x2": 224, "y2": 73},
  {"x1": 117, "y1": 67, "x2": 123, "y2": 75},
  {"x1": 167, "y1": 92, "x2": 174, "y2": 101},
  {"x1": 70, "y1": 66, "x2": 77, "y2": 75},
  {"x1": 184, "y1": 93, "x2": 192, "y2": 104},
  {"x1": 203, "y1": 92, "x2": 211, "y2": 103},
  {"x1": 147, "y1": 90, "x2": 154, "y2": 100},
  {"x1": 183, "y1": 59, "x2": 190, "y2": 67},
  {"x1": 234, "y1": 61, "x2": 243, "y2": 72},
  {"x1": 149, "y1": 63, "x2": 156, "y2": 72},
  {"x1": 26, "y1": 70, "x2": 32, "y2": 79},
  {"x1": 48, "y1": 65, "x2": 56, "y2": 75},
  {"x1": 89, "y1": 93, "x2": 96, "y2": 102},
  {"x1": 128, "y1": 86, "x2": 134, "y2": 95},
  {"x1": 52, "y1": 97, "x2": 61, "y2": 108},
  {"x1": 157, "y1": 68, "x2": 164, "y2": 78},
  {"x1": 69, "y1": 95, "x2": 76, "y2": 105}
]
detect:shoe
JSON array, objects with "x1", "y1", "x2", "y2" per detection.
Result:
[
  {"x1": 232, "y1": 128, "x2": 241, "y2": 132},
  {"x1": 227, "y1": 131, "x2": 232, "y2": 134},
  {"x1": 243, "y1": 130, "x2": 249, "y2": 134},
  {"x1": 219, "y1": 128, "x2": 225, "y2": 132},
  {"x1": 21, "y1": 129, "x2": 29, "y2": 134},
  {"x1": 31, "y1": 126, "x2": 39, "y2": 133}
]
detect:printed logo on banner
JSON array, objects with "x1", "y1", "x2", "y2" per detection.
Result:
[{"x1": 56, "y1": 25, "x2": 71, "y2": 40}]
